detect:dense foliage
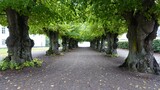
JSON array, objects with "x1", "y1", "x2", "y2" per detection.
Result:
[{"x1": 118, "y1": 41, "x2": 129, "y2": 49}]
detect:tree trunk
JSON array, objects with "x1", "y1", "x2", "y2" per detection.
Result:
[
  {"x1": 62, "y1": 36, "x2": 68, "y2": 52},
  {"x1": 69, "y1": 38, "x2": 73, "y2": 49},
  {"x1": 105, "y1": 32, "x2": 118, "y2": 55},
  {"x1": 90, "y1": 41, "x2": 93, "y2": 48},
  {"x1": 93, "y1": 39, "x2": 97, "y2": 49},
  {"x1": 100, "y1": 35, "x2": 106, "y2": 52},
  {"x1": 72, "y1": 40, "x2": 78, "y2": 48},
  {"x1": 96, "y1": 38, "x2": 100, "y2": 50},
  {"x1": 46, "y1": 30, "x2": 60, "y2": 55},
  {"x1": 45, "y1": 30, "x2": 54, "y2": 55},
  {"x1": 120, "y1": 10, "x2": 160, "y2": 74},
  {"x1": 5, "y1": 8, "x2": 34, "y2": 63},
  {"x1": 53, "y1": 31, "x2": 60, "y2": 54}
]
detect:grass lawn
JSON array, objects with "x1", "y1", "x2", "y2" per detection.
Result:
[{"x1": 0, "y1": 47, "x2": 49, "y2": 58}]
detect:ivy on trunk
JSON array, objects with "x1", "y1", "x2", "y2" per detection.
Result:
[{"x1": 5, "y1": 8, "x2": 34, "y2": 63}]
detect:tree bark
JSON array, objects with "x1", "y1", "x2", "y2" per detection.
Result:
[
  {"x1": 53, "y1": 31, "x2": 60, "y2": 54},
  {"x1": 96, "y1": 38, "x2": 100, "y2": 50},
  {"x1": 99, "y1": 35, "x2": 106, "y2": 52},
  {"x1": 45, "y1": 30, "x2": 54, "y2": 55},
  {"x1": 105, "y1": 32, "x2": 118, "y2": 55},
  {"x1": 45, "y1": 30, "x2": 60, "y2": 55},
  {"x1": 72, "y1": 40, "x2": 78, "y2": 48},
  {"x1": 5, "y1": 8, "x2": 34, "y2": 63},
  {"x1": 69, "y1": 38, "x2": 74, "y2": 49},
  {"x1": 120, "y1": 10, "x2": 160, "y2": 74},
  {"x1": 62, "y1": 36, "x2": 68, "y2": 52},
  {"x1": 92, "y1": 39, "x2": 97, "y2": 49}
]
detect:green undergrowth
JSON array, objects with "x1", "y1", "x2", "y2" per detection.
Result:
[
  {"x1": 0, "y1": 58, "x2": 43, "y2": 71},
  {"x1": 106, "y1": 54, "x2": 118, "y2": 57},
  {"x1": 118, "y1": 39, "x2": 160, "y2": 53},
  {"x1": 118, "y1": 41, "x2": 129, "y2": 49}
]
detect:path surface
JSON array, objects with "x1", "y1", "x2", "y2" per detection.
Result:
[{"x1": 0, "y1": 47, "x2": 160, "y2": 90}]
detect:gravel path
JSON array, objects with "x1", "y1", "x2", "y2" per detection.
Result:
[{"x1": 0, "y1": 47, "x2": 160, "y2": 90}]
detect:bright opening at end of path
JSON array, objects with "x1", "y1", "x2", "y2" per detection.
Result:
[{"x1": 78, "y1": 42, "x2": 90, "y2": 47}]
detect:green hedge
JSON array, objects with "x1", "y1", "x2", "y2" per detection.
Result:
[
  {"x1": 118, "y1": 39, "x2": 160, "y2": 53},
  {"x1": 118, "y1": 41, "x2": 129, "y2": 49},
  {"x1": 153, "y1": 40, "x2": 160, "y2": 52}
]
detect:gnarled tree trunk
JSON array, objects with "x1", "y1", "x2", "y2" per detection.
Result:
[
  {"x1": 5, "y1": 8, "x2": 34, "y2": 63},
  {"x1": 45, "y1": 30, "x2": 60, "y2": 55},
  {"x1": 105, "y1": 32, "x2": 118, "y2": 55},
  {"x1": 120, "y1": 9, "x2": 160, "y2": 74}
]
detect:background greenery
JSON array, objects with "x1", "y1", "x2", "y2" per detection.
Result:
[
  {"x1": 0, "y1": 47, "x2": 49, "y2": 59},
  {"x1": 118, "y1": 40, "x2": 160, "y2": 53}
]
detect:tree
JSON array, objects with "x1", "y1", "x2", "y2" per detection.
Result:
[
  {"x1": 84, "y1": 0, "x2": 160, "y2": 74},
  {"x1": 29, "y1": 0, "x2": 77, "y2": 55},
  {"x1": 103, "y1": 19, "x2": 126, "y2": 55},
  {"x1": 0, "y1": 0, "x2": 57, "y2": 63},
  {"x1": 0, "y1": 0, "x2": 38, "y2": 64},
  {"x1": 117, "y1": 0, "x2": 160, "y2": 74},
  {"x1": 43, "y1": 28, "x2": 60, "y2": 55}
]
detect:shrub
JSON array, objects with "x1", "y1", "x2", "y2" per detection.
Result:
[
  {"x1": 0, "y1": 58, "x2": 43, "y2": 71},
  {"x1": 118, "y1": 39, "x2": 160, "y2": 53},
  {"x1": 153, "y1": 40, "x2": 160, "y2": 52},
  {"x1": 118, "y1": 41, "x2": 128, "y2": 49}
]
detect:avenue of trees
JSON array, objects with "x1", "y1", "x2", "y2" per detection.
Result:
[{"x1": 0, "y1": 0, "x2": 160, "y2": 75}]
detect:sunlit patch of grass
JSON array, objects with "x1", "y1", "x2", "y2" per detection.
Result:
[
  {"x1": 32, "y1": 47, "x2": 49, "y2": 52},
  {"x1": 0, "y1": 58, "x2": 43, "y2": 71},
  {"x1": 0, "y1": 48, "x2": 7, "y2": 58},
  {"x1": 0, "y1": 47, "x2": 49, "y2": 60}
]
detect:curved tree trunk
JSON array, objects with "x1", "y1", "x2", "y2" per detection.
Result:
[
  {"x1": 120, "y1": 10, "x2": 160, "y2": 74},
  {"x1": 105, "y1": 32, "x2": 118, "y2": 55},
  {"x1": 5, "y1": 8, "x2": 34, "y2": 63}
]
